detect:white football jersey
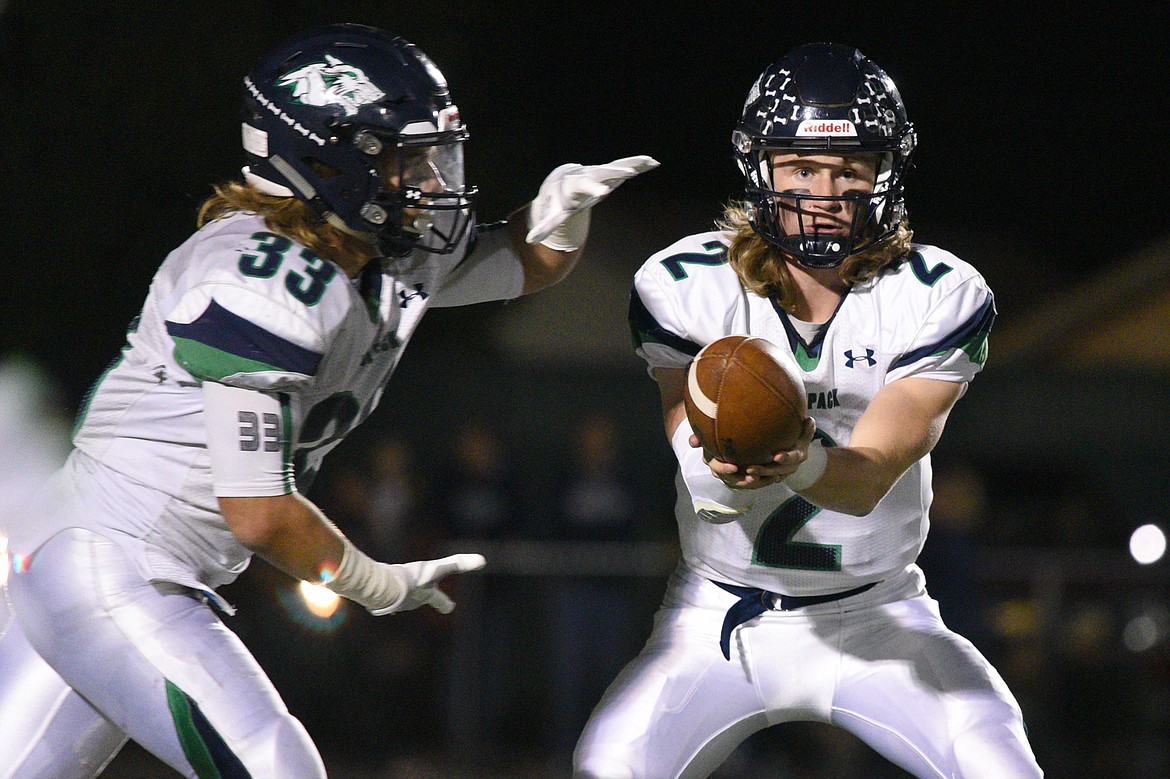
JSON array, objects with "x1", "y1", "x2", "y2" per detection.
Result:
[
  {"x1": 631, "y1": 231, "x2": 994, "y2": 595},
  {"x1": 13, "y1": 211, "x2": 522, "y2": 592}
]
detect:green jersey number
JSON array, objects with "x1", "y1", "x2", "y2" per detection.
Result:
[
  {"x1": 660, "y1": 240, "x2": 726, "y2": 281},
  {"x1": 907, "y1": 252, "x2": 953, "y2": 287}
]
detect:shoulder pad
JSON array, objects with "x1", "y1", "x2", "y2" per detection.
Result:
[
  {"x1": 163, "y1": 219, "x2": 351, "y2": 388},
  {"x1": 629, "y1": 232, "x2": 745, "y2": 368}
]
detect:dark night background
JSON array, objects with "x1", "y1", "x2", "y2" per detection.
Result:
[
  {"x1": 3, "y1": 1, "x2": 1168, "y2": 393},
  {"x1": 2, "y1": 2, "x2": 1169, "y2": 777}
]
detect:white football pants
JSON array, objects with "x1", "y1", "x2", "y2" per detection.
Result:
[
  {"x1": 573, "y1": 564, "x2": 1043, "y2": 779},
  {"x1": 0, "y1": 528, "x2": 325, "y2": 779}
]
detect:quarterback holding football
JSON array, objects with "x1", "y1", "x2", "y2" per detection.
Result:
[
  {"x1": 0, "y1": 23, "x2": 655, "y2": 778},
  {"x1": 574, "y1": 44, "x2": 1043, "y2": 778}
]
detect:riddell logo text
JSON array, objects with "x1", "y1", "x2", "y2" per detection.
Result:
[{"x1": 795, "y1": 120, "x2": 857, "y2": 136}]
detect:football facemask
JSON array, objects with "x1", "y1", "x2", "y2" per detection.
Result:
[{"x1": 733, "y1": 43, "x2": 916, "y2": 268}]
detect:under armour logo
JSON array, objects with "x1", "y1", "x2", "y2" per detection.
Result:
[
  {"x1": 844, "y1": 348, "x2": 876, "y2": 368},
  {"x1": 398, "y1": 283, "x2": 428, "y2": 308}
]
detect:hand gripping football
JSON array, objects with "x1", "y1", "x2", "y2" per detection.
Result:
[{"x1": 683, "y1": 335, "x2": 807, "y2": 466}]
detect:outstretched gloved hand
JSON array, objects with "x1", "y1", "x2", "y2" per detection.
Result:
[
  {"x1": 370, "y1": 554, "x2": 487, "y2": 616},
  {"x1": 325, "y1": 538, "x2": 486, "y2": 616},
  {"x1": 526, "y1": 155, "x2": 660, "y2": 251}
]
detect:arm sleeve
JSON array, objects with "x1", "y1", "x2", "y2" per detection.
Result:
[
  {"x1": 672, "y1": 417, "x2": 762, "y2": 521},
  {"x1": 628, "y1": 275, "x2": 703, "y2": 375},
  {"x1": 430, "y1": 221, "x2": 525, "y2": 307},
  {"x1": 203, "y1": 381, "x2": 295, "y2": 497},
  {"x1": 627, "y1": 239, "x2": 746, "y2": 376}
]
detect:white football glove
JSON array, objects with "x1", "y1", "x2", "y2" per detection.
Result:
[
  {"x1": 325, "y1": 539, "x2": 486, "y2": 616},
  {"x1": 371, "y1": 554, "x2": 487, "y2": 616},
  {"x1": 526, "y1": 155, "x2": 660, "y2": 250}
]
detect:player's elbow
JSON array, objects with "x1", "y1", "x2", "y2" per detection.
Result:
[{"x1": 219, "y1": 493, "x2": 299, "y2": 552}]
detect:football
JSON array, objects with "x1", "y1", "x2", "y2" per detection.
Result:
[{"x1": 683, "y1": 335, "x2": 807, "y2": 466}]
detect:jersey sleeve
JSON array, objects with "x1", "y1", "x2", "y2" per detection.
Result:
[
  {"x1": 162, "y1": 234, "x2": 346, "y2": 392},
  {"x1": 885, "y1": 260, "x2": 996, "y2": 385},
  {"x1": 430, "y1": 220, "x2": 525, "y2": 307},
  {"x1": 628, "y1": 234, "x2": 741, "y2": 374},
  {"x1": 629, "y1": 269, "x2": 702, "y2": 373}
]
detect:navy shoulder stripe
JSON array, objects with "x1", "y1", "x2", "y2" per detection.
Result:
[
  {"x1": 890, "y1": 291, "x2": 996, "y2": 372},
  {"x1": 166, "y1": 299, "x2": 323, "y2": 378},
  {"x1": 627, "y1": 285, "x2": 702, "y2": 356}
]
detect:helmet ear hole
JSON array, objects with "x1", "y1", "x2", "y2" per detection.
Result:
[{"x1": 307, "y1": 159, "x2": 343, "y2": 180}]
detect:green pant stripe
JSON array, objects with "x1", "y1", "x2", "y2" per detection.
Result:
[{"x1": 165, "y1": 680, "x2": 222, "y2": 779}]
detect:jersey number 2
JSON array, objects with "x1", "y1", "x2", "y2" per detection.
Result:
[
  {"x1": 753, "y1": 497, "x2": 841, "y2": 571},
  {"x1": 753, "y1": 435, "x2": 841, "y2": 571},
  {"x1": 659, "y1": 240, "x2": 726, "y2": 280}
]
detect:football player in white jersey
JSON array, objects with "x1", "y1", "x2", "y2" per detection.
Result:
[
  {"x1": 0, "y1": 23, "x2": 656, "y2": 779},
  {"x1": 573, "y1": 44, "x2": 1042, "y2": 779}
]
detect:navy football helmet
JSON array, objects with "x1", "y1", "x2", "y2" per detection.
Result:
[
  {"x1": 733, "y1": 43, "x2": 916, "y2": 268},
  {"x1": 242, "y1": 24, "x2": 475, "y2": 257}
]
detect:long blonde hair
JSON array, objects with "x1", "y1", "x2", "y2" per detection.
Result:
[
  {"x1": 718, "y1": 201, "x2": 913, "y2": 310},
  {"x1": 197, "y1": 181, "x2": 375, "y2": 267}
]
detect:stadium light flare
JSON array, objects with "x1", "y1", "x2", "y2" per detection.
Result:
[
  {"x1": 298, "y1": 580, "x2": 341, "y2": 619},
  {"x1": 1123, "y1": 605, "x2": 1169, "y2": 653},
  {"x1": 1129, "y1": 523, "x2": 1167, "y2": 565}
]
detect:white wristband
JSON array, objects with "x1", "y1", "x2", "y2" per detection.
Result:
[
  {"x1": 324, "y1": 538, "x2": 406, "y2": 613},
  {"x1": 785, "y1": 439, "x2": 828, "y2": 491}
]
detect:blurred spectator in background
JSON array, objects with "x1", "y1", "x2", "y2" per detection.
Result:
[
  {"x1": 436, "y1": 420, "x2": 525, "y2": 542},
  {"x1": 917, "y1": 456, "x2": 993, "y2": 643},
  {"x1": 552, "y1": 411, "x2": 642, "y2": 542},
  {"x1": 353, "y1": 432, "x2": 449, "y2": 762},
  {"x1": 361, "y1": 433, "x2": 430, "y2": 562},
  {"x1": 1046, "y1": 482, "x2": 1118, "y2": 550},
  {"x1": 434, "y1": 419, "x2": 530, "y2": 760},
  {"x1": 544, "y1": 411, "x2": 646, "y2": 756}
]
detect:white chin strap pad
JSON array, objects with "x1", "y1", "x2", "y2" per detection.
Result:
[{"x1": 242, "y1": 167, "x2": 295, "y2": 197}]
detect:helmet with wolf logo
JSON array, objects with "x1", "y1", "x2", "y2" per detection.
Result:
[{"x1": 242, "y1": 23, "x2": 476, "y2": 257}]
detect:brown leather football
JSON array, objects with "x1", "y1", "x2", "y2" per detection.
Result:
[{"x1": 683, "y1": 335, "x2": 807, "y2": 465}]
